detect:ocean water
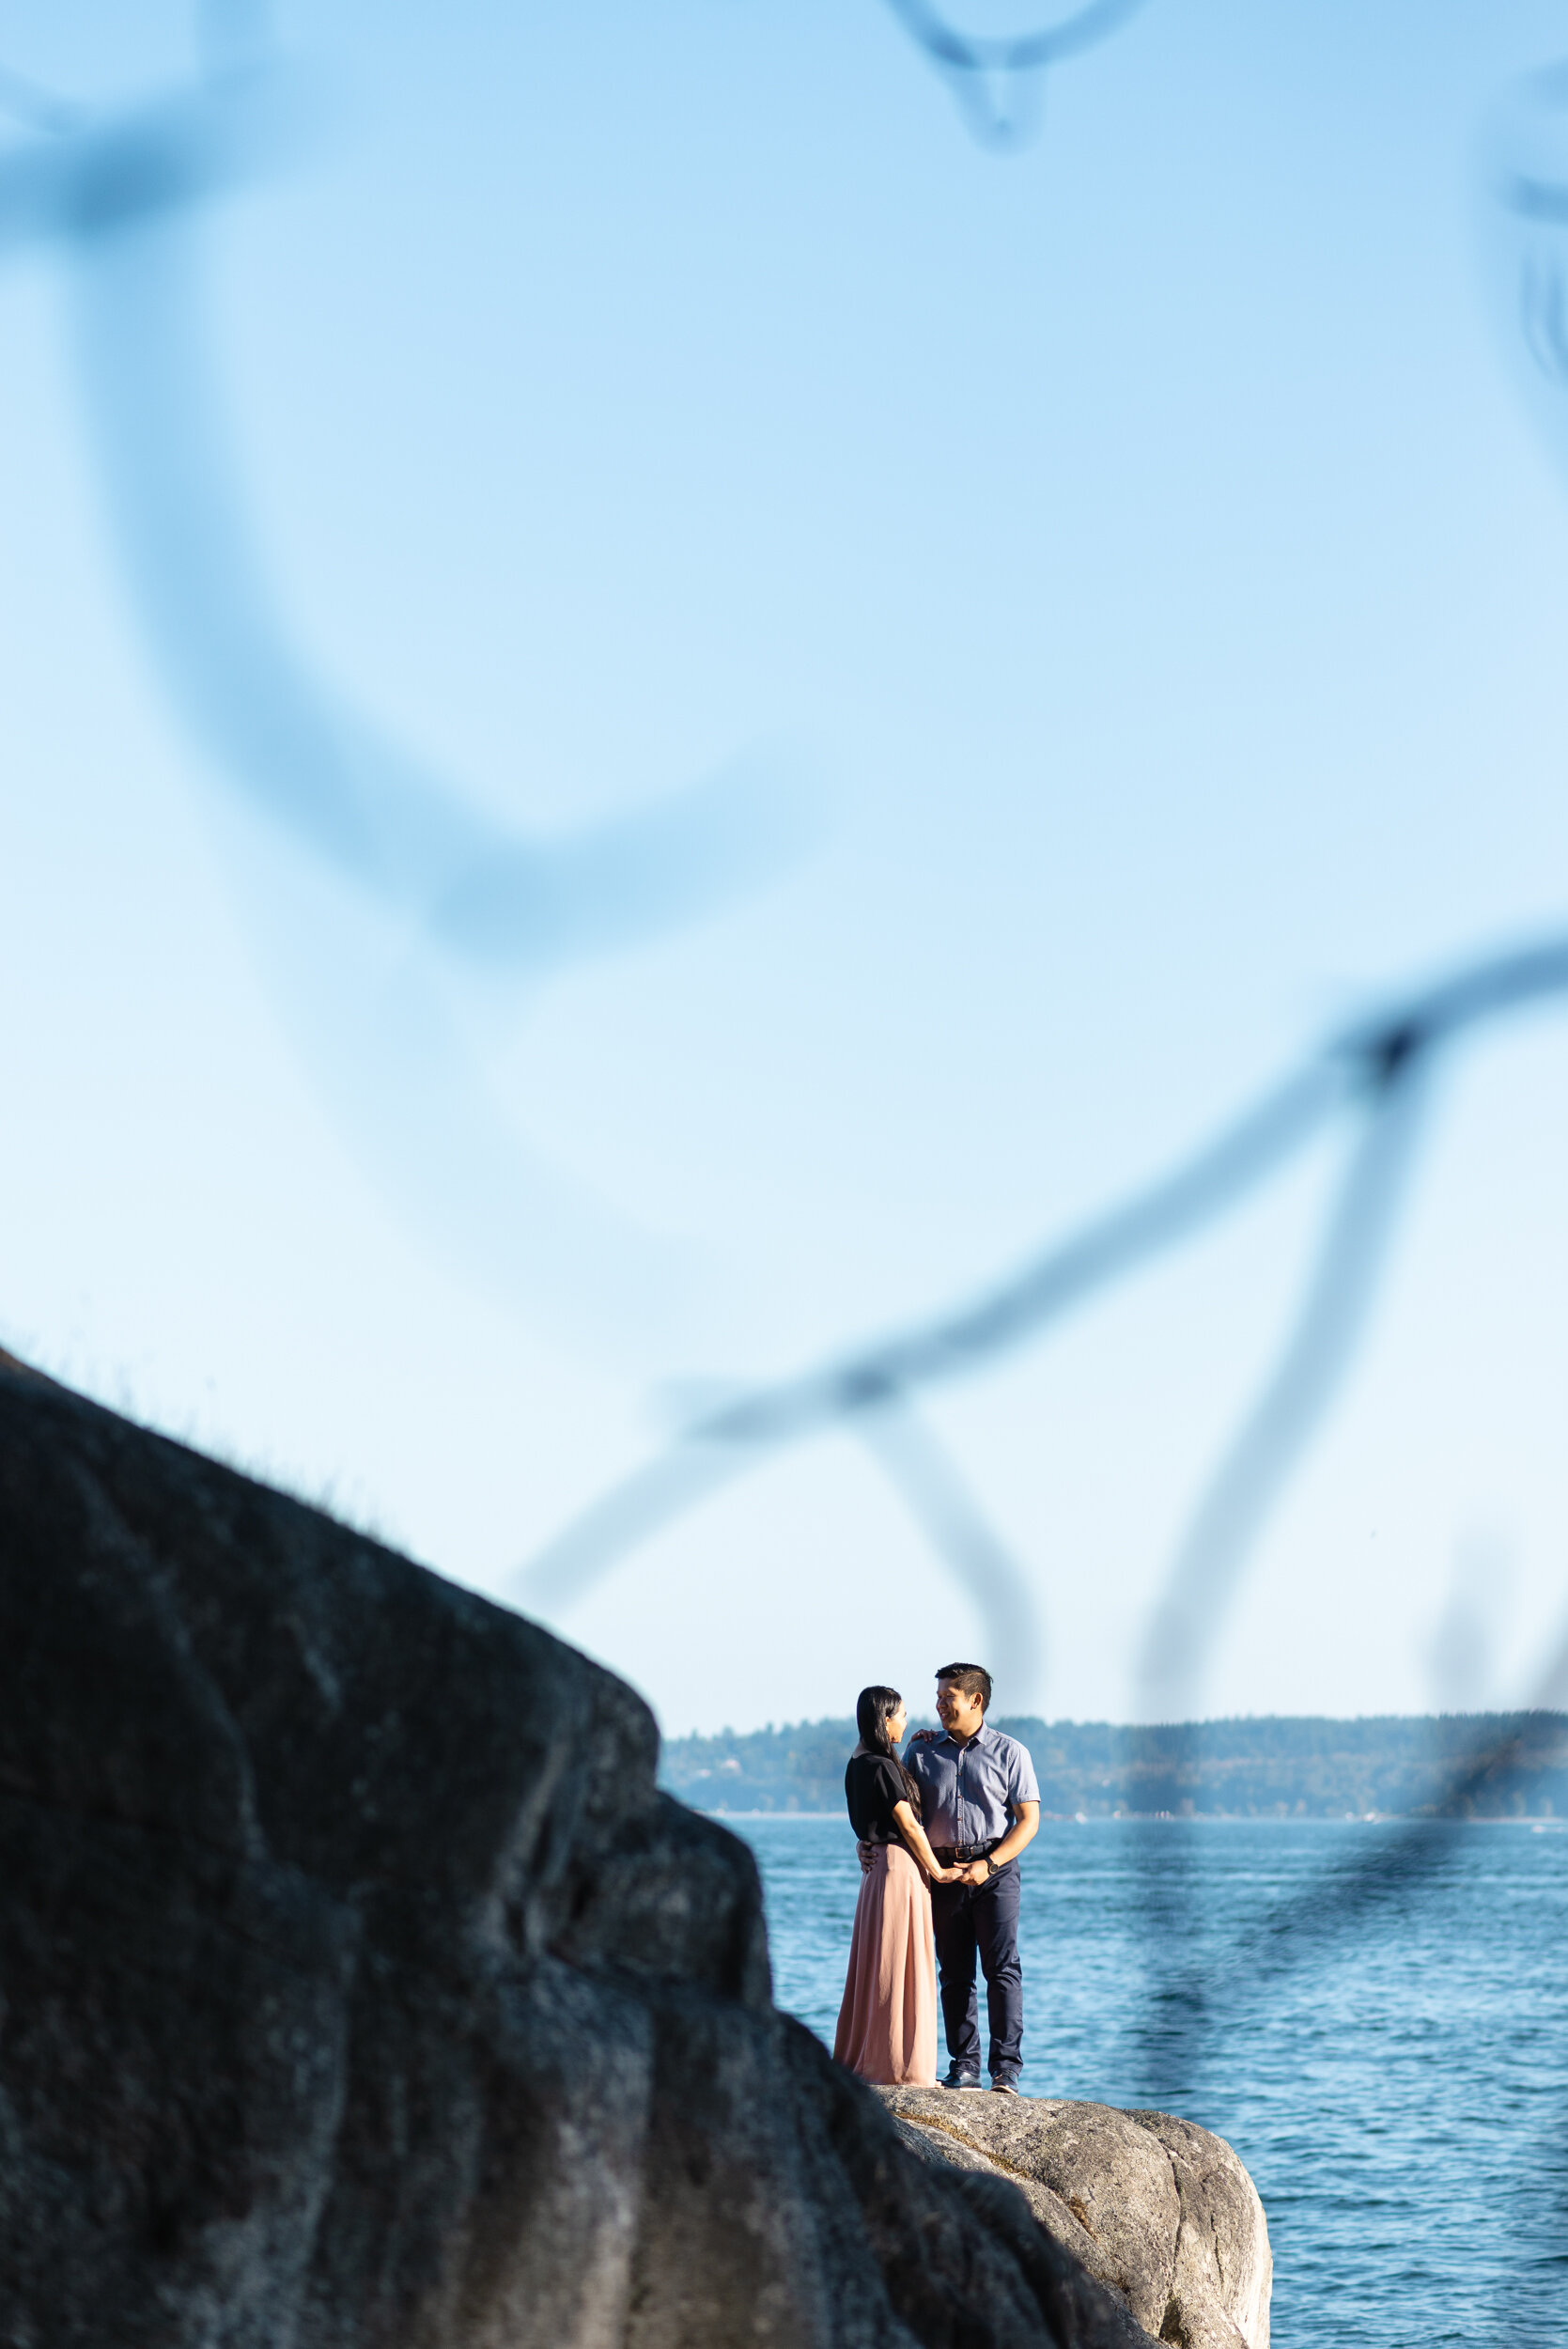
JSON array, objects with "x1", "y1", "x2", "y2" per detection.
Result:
[{"x1": 728, "y1": 1814, "x2": 1568, "y2": 2347}]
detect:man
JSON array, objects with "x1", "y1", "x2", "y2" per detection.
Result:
[{"x1": 905, "y1": 1662, "x2": 1039, "y2": 2094}]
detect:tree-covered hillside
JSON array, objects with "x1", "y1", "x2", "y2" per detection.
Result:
[{"x1": 659, "y1": 1713, "x2": 1568, "y2": 1820}]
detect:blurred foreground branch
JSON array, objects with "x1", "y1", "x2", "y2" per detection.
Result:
[
  {"x1": 521, "y1": 932, "x2": 1568, "y2": 1699},
  {"x1": 879, "y1": 0, "x2": 1151, "y2": 148}
]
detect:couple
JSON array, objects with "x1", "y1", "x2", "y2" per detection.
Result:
[{"x1": 834, "y1": 1661, "x2": 1040, "y2": 2093}]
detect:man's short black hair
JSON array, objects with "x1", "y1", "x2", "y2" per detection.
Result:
[{"x1": 936, "y1": 1661, "x2": 992, "y2": 1713}]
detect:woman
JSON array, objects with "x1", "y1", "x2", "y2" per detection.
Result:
[{"x1": 833, "y1": 1685, "x2": 956, "y2": 2087}]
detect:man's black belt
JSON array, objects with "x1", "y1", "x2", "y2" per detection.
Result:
[{"x1": 933, "y1": 1839, "x2": 1001, "y2": 1864}]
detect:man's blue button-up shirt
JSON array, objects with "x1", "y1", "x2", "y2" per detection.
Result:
[{"x1": 903, "y1": 1721, "x2": 1040, "y2": 1849}]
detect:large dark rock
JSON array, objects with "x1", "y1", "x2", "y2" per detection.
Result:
[{"x1": 0, "y1": 1358, "x2": 1157, "y2": 2347}]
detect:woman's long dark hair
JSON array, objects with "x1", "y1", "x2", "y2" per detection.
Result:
[{"x1": 855, "y1": 1686, "x2": 921, "y2": 1812}]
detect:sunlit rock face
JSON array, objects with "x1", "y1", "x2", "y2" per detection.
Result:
[
  {"x1": 1, "y1": 1359, "x2": 1156, "y2": 2348},
  {"x1": 880, "y1": 2090, "x2": 1272, "y2": 2349}
]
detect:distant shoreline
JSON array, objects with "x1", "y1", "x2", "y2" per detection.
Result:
[{"x1": 661, "y1": 1709, "x2": 1568, "y2": 1824}]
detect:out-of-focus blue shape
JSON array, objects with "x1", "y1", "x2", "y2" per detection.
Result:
[
  {"x1": 0, "y1": 77, "x2": 804, "y2": 972},
  {"x1": 1135, "y1": 1065, "x2": 1428, "y2": 1722},
  {"x1": 0, "y1": 66, "x2": 812, "y2": 1340},
  {"x1": 1132, "y1": 939, "x2": 1568, "y2": 1722},
  {"x1": 859, "y1": 1398, "x2": 1045, "y2": 1706},
  {"x1": 518, "y1": 1051, "x2": 1348, "y2": 1616},
  {"x1": 521, "y1": 931, "x2": 1568, "y2": 1674},
  {"x1": 0, "y1": 69, "x2": 300, "y2": 243},
  {"x1": 879, "y1": 0, "x2": 1150, "y2": 149},
  {"x1": 1484, "y1": 62, "x2": 1568, "y2": 477}
]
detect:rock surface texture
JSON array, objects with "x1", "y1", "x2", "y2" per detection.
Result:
[
  {"x1": 878, "y1": 2092, "x2": 1271, "y2": 2349},
  {"x1": 0, "y1": 1360, "x2": 1267, "y2": 2348}
]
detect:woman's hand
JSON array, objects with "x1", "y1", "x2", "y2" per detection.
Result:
[{"x1": 927, "y1": 1864, "x2": 961, "y2": 1885}]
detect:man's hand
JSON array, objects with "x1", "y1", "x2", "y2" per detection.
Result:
[
  {"x1": 958, "y1": 1858, "x2": 991, "y2": 1886},
  {"x1": 856, "y1": 1839, "x2": 877, "y2": 1875}
]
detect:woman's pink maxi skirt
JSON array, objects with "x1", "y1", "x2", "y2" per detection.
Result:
[{"x1": 833, "y1": 1841, "x2": 939, "y2": 2086}]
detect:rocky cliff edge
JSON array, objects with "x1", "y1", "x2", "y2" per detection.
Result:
[{"x1": 0, "y1": 1359, "x2": 1267, "y2": 2349}]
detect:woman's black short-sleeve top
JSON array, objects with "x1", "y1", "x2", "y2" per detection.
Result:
[{"x1": 845, "y1": 1751, "x2": 911, "y2": 1844}]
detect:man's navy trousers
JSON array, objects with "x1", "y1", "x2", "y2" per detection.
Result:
[{"x1": 928, "y1": 1859, "x2": 1023, "y2": 2082}]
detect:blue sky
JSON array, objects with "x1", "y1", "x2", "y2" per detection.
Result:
[{"x1": 4, "y1": 0, "x2": 1568, "y2": 1734}]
